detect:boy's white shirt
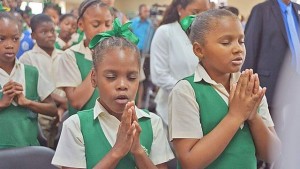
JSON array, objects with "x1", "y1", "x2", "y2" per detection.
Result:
[
  {"x1": 52, "y1": 100, "x2": 175, "y2": 168},
  {"x1": 168, "y1": 64, "x2": 274, "y2": 141},
  {"x1": 0, "y1": 59, "x2": 53, "y2": 103},
  {"x1": 55, "y1": 40, "x2": 92, "y2": 88},
  {"x1": 19, "y1": 44, "x2": 62, "y2": 82}
]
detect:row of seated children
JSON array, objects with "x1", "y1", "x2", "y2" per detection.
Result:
[{"x1": 0, "y1": 0, "x2": 281, "y2": 169}]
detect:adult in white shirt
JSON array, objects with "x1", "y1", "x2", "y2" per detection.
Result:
[{"x1": 150, "y1": 0, "x2": 210, "y2": 125}]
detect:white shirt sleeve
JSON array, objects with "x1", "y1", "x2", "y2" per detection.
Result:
[
  {"x1": 52, "y1": 115, "x2": 87, "y2": 168},
  {"x1": 149, "y1": 113, "x2": 175, "y2": 165},
  {"x1": 37, "y1": 72, "x2": 55, "y2": 101},
  {"x1": 168, "y1": 80, "x2": 203, "y2": 141},
  {"x1": 55, "y1": 49, "x2": 82, "y2": 88},
  {"x1": 258, "y1": 95, "x2": 274, "y2": 127},
  {"x1": 19, "y1": 52, "x2": 31, "y2": 65},
  {"x1": 150, "y1": 25, "x2": 178, "y2": 92}
]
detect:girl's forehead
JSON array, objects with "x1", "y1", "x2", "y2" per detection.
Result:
[
  {"x1": 83, "y1": 6, "x2": 112, "y2": 20},
  {"x1": 97, "y1": 48, "x2": 138, "y2": 65},
  {"x1": 208, "y1": 17, "x2": 238, "y2": 29},
  {"x1": 0, "y1": 18, "x2": 16, "y2": 26},
  {"x1": 0, "y1": 20, "x2": 19, "y2": 33},
  {"x1": 45, "y1": 8, "x2": 59, "y2": 14},
  {"x1": 63, "y1": 16, "x2": 76, "y2": 22}
]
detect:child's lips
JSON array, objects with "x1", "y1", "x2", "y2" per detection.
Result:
[
  {"x1": 232, "y1": 57, "x2": 243, "y2": 65},
  {"x1": 115, "y1": 95, "x2": 129, "y2": 104},
  {"x1": 115, "y1": 98, "x2": 129, "y2": 104},
  {"x1": 4, "y1": 53, "x2": 15, "y2": 58},
  {"x1": 47, "y1": 38, "x2": 56, "y2": 43}
]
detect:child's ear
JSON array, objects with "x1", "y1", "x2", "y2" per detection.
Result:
[
  {"x1": 91, "y1": 68, "x2": 97, "y2": 88},
  {"x1": 77, "y1": 19, "x2": 84, "y2": 32},
  {"x1": 177, "y1": 4, "x2": 183, "y2": 16},
  {"x1": 193, "y1": 42, "x2": 205, "y2": 60},
  {"x1": 31, "y1": 32, "x2": 36, "y2": 40}
]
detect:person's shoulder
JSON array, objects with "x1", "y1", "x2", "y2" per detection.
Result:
[
  {"x1": 137, "y1": 108, "x2": 160, "y2": 121},
  {"x1": 253, "y1": 0, "x2": 272, "y2": 10},
  {"x1": 157, "y1": 22, "x2": 174, "y2": 30},
  {"x1": 146, "y1": 111, "x2": 163, "y2": 127},
  {"x1": 62, "y1": 45, "x2": 78, "y2": 58},
  {"x1": 155, "y1": 23, "x2": 174, "y2": 36},
  {"x1": 63, "y1": 114, "x2": 80, "y2": 129},
  {"x1": 131, "y1": 17, "x2": 140, "y2": 22},
  {"x1": 68, "y1": 42, "x2": 83, "y2": 54},
  {"x1": 247, "y1": 0, "x2": 270, "y2": 18},
  {"x1": 173, "y1": 79, "x2": 193, "y2": 93},
  {"x1": 19, "y1": 50, "x2": 32, "y2": 60},
  {"x1": 293, "y1": 1, "x2": 300, "y2": 8},
  {"x1": 54, "y1": 48, "x2": 64, "y2": 55}
]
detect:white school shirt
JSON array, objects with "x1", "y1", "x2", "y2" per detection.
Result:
[
  {"x1": 52, "y1": 100, "x2": 175, "y2": 168},
  {"x1": 168, "y1": 64, "x2": 274, "y2": 141},
  {"x1": 55, "y1": 40, "x2": 92, "y2": 88},
  {"x1": 20, "y1": 44, "x2": 63, "y2": 95},
  {"x1": 150, "y1": 21, "x2": 199, "y2": 125},
  {"x1": 56, "y1": 35, "x2": 79, "y2": 49},
  {"x1": 55, "y1": 37, "x2": 71, "y2": 49},
  {"x1": 0, "y1": 60, "x2": 53, "y2": 102}
]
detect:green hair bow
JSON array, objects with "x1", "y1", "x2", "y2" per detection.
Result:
[
  {"x1": 89, "y1": 18, "x2": 139, "y2": 49},
  {"x1": 43, "y1": 0, "x2": 52, "y2": 7},
  {"x1": 0, "y1": 2, "x2": 10, "y2": 12},
  {"x1": 180, "y1": 15, "x2": 196, "y2": 32}
]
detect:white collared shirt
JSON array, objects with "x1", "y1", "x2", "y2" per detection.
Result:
[
  {"x1": 0, "y1": 60, "x2": 53, "y2": 101},
  {"x1": 20, "y1": 44, "x2": 62, "y2": 92},
  {"x1": 150, "y1": 21, "x2": 199, "y2": 125},
  {"x1": 55, "y1": 40, "x2": 92, "y2": 88},
  {"x1": 0, "y1": 60, "x2": 25, "y2": 97},
  {"x1": 168, "y1": 64, "x2": 274, "y2": 141},
  {"x1": 56, "y1": 34, "x2": 79, "y2": 49},
  {"x1": 52, "y1": 100, "x2": 174, "y2": 168}
]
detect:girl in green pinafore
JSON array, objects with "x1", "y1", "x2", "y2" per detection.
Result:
[
  {"x1": 55, "y1": 0, "x2": 113, "y2": 116},
  {"x1": 54, "y1": 13, "x2": 78, "y2": 51},
  {"x1": 168, "y1": 9, "x2": 281, "y2": 169},
  {"x1": 0, "y1": 11, "x2": 57, "y2": 149},
  {"x1": 52, "y1": 18, "x2": 174, "y2": 169}
]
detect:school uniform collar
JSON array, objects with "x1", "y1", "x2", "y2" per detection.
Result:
[
  {"x1": 56, "y1": 36, "x2": 76, "y2": 47},
  {"x1": 32, "y1": 44, "x2": 61, "y2": 59},
  {"x1": 56, "y1": 37, "x2": 67, "y2": 47},
  {"x1": 0, "y1": 59, "x2": 21, "y2": 76},
  {"x1": 15, "y1": 59, "x2": 22, "y2": 68},
  {"x1": 194, "y1": 64, "x2": 241, "y2": 86},
  {"x1": 70, "y1": 40, "x2": 92, "y2": 61},
  {"x1": 93, "y1": 99, "x2": 150, "y2": 120}
]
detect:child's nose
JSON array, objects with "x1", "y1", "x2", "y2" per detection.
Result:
[
  {"x1": 47, "y1": 31, "x2": 55, "y2": 38},
  {"x1": 233, "y1": 42, "x2": 244, "y2": 53},
  {"x1": 4, "y1": 41, "x2": 14, "y2": 49},
  {"x1": 117, "y1": 79, "x2": 128, "y2": 90}
]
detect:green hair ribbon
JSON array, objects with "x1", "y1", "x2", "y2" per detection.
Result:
[
  {"x1": 0, "y1": 2, "x2": 10, "y2": 12},
  {"x1": 43, "y1": 0, "x2": 52, "y2": 7},
  {"x1": 180, "y1": 15, "x2": 196, "y2": 32},
  {"x1": 89, "y1": 18, "x2": 139, "y2": 49}
]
